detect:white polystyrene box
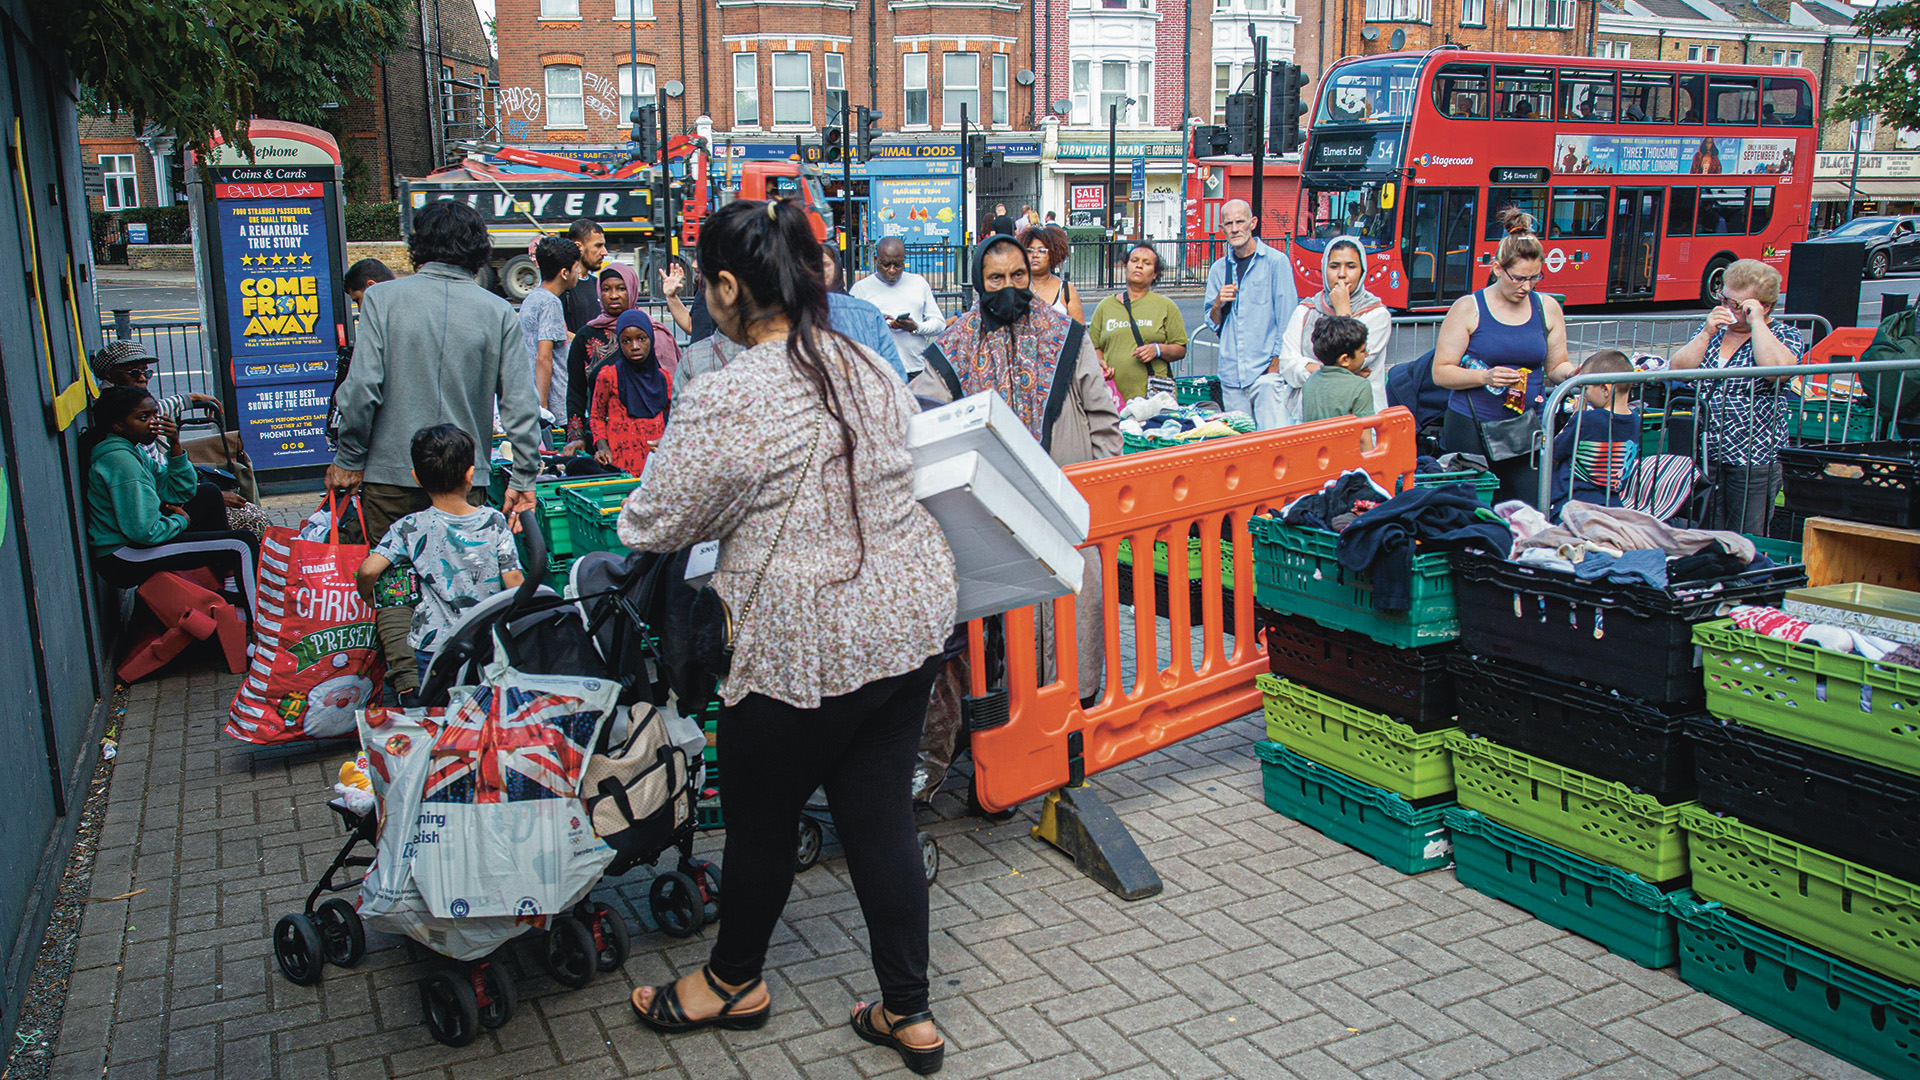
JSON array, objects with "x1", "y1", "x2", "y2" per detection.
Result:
[
  {"x1": 907, "y1": 391, "x2": 1091, "y2": 543},
  {"x1": 914, "y1": 450, "x2": 1085, "y2": 623}
]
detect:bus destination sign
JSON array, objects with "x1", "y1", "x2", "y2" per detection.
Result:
[
  {"x1": 1308, "y1": 131, "x2": 1400, "y2": 171},
  {"x1": 1490, "y1": 166, "x2": 1550, "y2": 185}
]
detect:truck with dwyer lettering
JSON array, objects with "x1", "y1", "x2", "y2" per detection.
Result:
[{"x1": 398, "y1": 139, "x2": 833, "y2": 301}]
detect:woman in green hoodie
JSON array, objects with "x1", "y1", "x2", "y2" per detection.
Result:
[{"x1": 86, "y1": 386, "x2": 259, "y2": 613}]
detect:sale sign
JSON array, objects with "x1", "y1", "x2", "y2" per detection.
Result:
[{"x1": 1070, "y1": 184, "x2": 1107, "y2": 211}]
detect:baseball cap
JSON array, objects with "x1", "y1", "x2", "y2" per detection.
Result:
[{"x1": 90, "y1": 339, "x2": 155, "y2": 381}]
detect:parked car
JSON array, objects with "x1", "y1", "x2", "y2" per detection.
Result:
[{"x1": 1802, "y1": 215, "x2": 1920, "y2": 279}]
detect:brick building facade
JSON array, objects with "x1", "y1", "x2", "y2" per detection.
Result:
[
  {"x1": 1319, "y1": 0, "x2": 1597, "y2": 69},
  {"x1": 78, "y1": 115, "x2": 172, "y2": 215}
]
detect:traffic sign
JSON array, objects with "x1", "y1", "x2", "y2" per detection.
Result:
[{"x1": 1129, "y1": 157, "x2": 1145, "y2": 201}]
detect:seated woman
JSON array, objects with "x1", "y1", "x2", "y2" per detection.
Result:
[
  {"x1": 85, "y1": 386, "x2": 259, "y2": 614},
  {"x1": 590, "y1": 309, "x2": 673, "y2": 477}
]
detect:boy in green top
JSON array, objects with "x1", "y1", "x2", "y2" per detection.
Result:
[
  {"x1": 1087, "y1": 244, "x2": 1189, "y2": 400},
  {"x1": 1300, "y1": 315, "x2": 1375, "y2": 424}
]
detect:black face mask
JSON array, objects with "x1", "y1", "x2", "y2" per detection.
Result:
[{"x1": 980, "y1": 286, "x2": 1033, "y2": 330}]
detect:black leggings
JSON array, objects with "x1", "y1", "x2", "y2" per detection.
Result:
[
  {"x1": 709, "y1": 655, "x2": 942, "y2": 1016},
  {"x1": 95, "y1": 485, "x2": 261, "y2": 617}
]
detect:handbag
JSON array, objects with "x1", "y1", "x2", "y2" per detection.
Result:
[
  {"x1": 685, "y1": 418, "x2": 828, "y2": 681},
  {"x1": 582, "y1": 702, "x2": 692, "y2": 877},
  {"x1": 1477, "y1": 407, "x2": 1542, "y2": 464}
]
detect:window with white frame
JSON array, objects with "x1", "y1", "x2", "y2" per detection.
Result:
[
  {"x1": 1137, "y1": 62, "x2": 1152, "y2": 124},
  {"x1": 1072, "y1": 61, "x2": 1092, "y2": 124},
  {"x1": 1364, "y1": 0, "x2": 1430, "y2": 21},
  {"x1": 1461, "y1": 0, "x2": 1485, "y2": 25},
  {"x1": 619, "y1": 64, "x2": 656, "y2": 124},
  {"x1": 1687, "y1": 44, "x2": 1721, "y2": 62},
  {"x1": 943, "y1": 52, "x2": 980, "y2": 127},
  {"x1": 441, "y1": 64, "x2": 458, "y2": 124},
  {"x1": 545, "y1": 65, "x2": 584, "y2": 127},
  {"x1": 1214, "y1": 62, "x2": 1236, "y2": 122},
  {"x1": 1244, "y1": 0, "x2": 1267, "y2": 11},
  {"x1": 772, "y1": 52, "x2": 812, "y2": 125},
  {"x1": 825, "y1": 53, "x2": 846, "y2": 119},
  {"x1": 1507, "y1": 0, "x2": 1573, "y2": 29},
  {"x1": 1100, "y1": 60, "x2": 1128, "y2": 121},
  {"x1": 539, "y1": 0, "x2": 577, "y2": 17},
  {"x1": 1856, "y1": 48, "x2": 1879, "y2": 84},
  {"x1": 613, "y1": 0, "x2": 653, "y2": 17},
  {"x1": 100, "y1": 154, "x2": 137, "y2": 210},
  {"x1": 733, "y1": 53, "x2": 759, "y2": 126},
  {"x1": 1773, "y1": 49, "x2": 1803, "y2": 66},
  {"x1": 992, "y1": 54, "x2": 1009, "y2": 125},
  {"x1": 1604, "y1": 40, "x2": 1631, "y2": 59},
  {"x1": 904, "y1": 53, "x2": 929, "y2": 126}
]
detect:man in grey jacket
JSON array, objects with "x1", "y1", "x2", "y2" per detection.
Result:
[{"x1": 326, "y1": 200, "x2": 544, "y2": 697}]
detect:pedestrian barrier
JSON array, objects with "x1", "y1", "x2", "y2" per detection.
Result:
[{"x1": 965, "y1": 408, "x2": 1417, "y2": 891}]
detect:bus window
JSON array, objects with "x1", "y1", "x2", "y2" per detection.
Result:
[
  {"x1": 1558, "y1": 70, "x2": 1616, "y2": 122},
  {"x1": 1315, "y1": 56, "x2": 1421, "y2": 126},
  {"x1": 1761, "y1": 77, "x2": 1813, "y2": 127},
  {"x1": 1709, "y1": 77, "x2": 1760, "y2": 125},
  {"x1": 1678, "y1": 74, "x2": 1705, "y2": 124},
  {"x1": 1697, "y1": 187, "x2": 1750, "y2": 234},
  {"x1": 1619, "y1": 73, "x2": 1674, "y2": 123},
  {"x1": 1549, "y1": 188, "x2": 1609, "y2": 239},
  {"x1": 1749, "y1": 186, "x2": 1774, "y2": 233},
  {"x1": 1493, "y1": 65, "x2": 1554, "y2": 120},
  {"x1": 1669, "y1": 188, "x2": 1697, "y2": 236},
  {"x1": 1433, "y1": 63, "x2": 1490, "y2": 120},
  {"x1": 1297, "y1": 181, "x2": 1398, "y2": 253},
  {"x1": 1485, "y1": 187, "x2": 1547, "y2": 240}
]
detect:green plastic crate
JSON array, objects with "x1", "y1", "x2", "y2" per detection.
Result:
[
  {"x1": 1637, "y1": 409, "x2": 1696, "y2": 458},
  {"x1": 1742, "y1": 533, "x2": 1801, "y2": 567},
  {"x1": 1787, "y1": 399, "x2": 1878, "y2": 444},
  {"x1": 1399, "y1": 469, "x2": 1499, "y2": 506},
  {"x1": 541, "y1": 556, "x2": 572, "y2": 595},
  {"x1": 1680, "y1": 807, "x2": 1920, "y2": 988},
  {"x1": 1248, "y1": 517, "x2": 1459, "y2": 648},
  {"x1": 1175, "y1": 375, "x2": 1222, "y2": 406},
  {"x1": 1672, "y1": 893, "x2": 1920, "y2": 1080},
  {"x1": 1445, "y1": 733, "x2": 1694, "y2": 884},
  {"x1": 560, "y1": 477, "x2": 644, "y2": 555},
  {"x1": 1255, "y1": 741, "x2": 1454, "y2": 875},
  {"x1": 1694, "y1": 619, "x2": 1920, "y2": 778},
  {"x1": 1260, "y1": 675, "x2": 1458, "y2": 801},
  {"x1": 1446, "y1": 808, "x2": 1680, "y2": 969},
  {"x1": 1116, "y1": 537, "x2": 1233, "y2": 582}
]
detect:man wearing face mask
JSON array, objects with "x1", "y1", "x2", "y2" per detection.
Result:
[{"x1": 913, "y1": 233, "x2": 1121, "y2": 718}]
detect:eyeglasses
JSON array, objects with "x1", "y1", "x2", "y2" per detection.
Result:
[
  {"x1": 1503, "y1": 269, "x2": 1546, "y2": 285},
  {"x1": 120, "y1": 367, "x2": 152, "y2": 382}
]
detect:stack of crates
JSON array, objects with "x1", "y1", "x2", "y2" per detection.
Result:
[
  {"x1": 1246, "y1": 477, "x2": 1484, "y2": 875},
  {"x1": 560, "y1": 476, "x2": 644, "y2": 562},
  {"x1": 1672, "y1": 584, "x2": 1920, "y2": 1079},
  {"x1": 1439, "y1": 551, "x2": 1801, "y2": 971}
]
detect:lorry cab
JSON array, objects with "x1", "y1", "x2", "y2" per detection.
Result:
[{"x1": 704, "y1": 160, "x2": 834, "y2": 244}]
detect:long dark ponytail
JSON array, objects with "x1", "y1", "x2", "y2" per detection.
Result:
[{"x1": 697, "y1": 198, "x2": 872, "y2": 576}]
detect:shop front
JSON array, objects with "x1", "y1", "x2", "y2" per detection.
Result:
[
  {"x1": 1812, "y1": 151, "x2": 1920, "y2": 231},
  {"x1": 1048, "y1": 132, "x2": 1187, "y2": 240}
]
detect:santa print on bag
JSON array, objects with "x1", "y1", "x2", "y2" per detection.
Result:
[{"x1": 421, "y1": 686, "x2": 601, "y2": 804}]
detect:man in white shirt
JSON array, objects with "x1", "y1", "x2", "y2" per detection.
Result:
[{"x1": 849, "y1": 236, "x2": 947, "y2": 374}]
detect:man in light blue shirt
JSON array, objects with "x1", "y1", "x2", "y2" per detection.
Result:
[
  {"x1": 1204, "y1": 199, "x2": 1299, "y2": 429},
  {"x1": 823, "y1": 250, "x2": 910, "y2": 382}
]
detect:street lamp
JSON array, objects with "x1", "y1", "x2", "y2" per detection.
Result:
[{"x1": 1106, "y1": 96, "x2": 1136, "y2": 233}]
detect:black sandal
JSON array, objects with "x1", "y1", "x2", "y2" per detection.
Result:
[
  {"x1": 851, "y1": 1001, "x2": 945, "y2": 1075},
  {"x1": 631, "y1": 966, "x2": 770, "y2": 1033}
]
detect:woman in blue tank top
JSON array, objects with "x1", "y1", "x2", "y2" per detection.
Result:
[{"x1": 1430, "y1": 208, "x2": 1574, "y2": 501}]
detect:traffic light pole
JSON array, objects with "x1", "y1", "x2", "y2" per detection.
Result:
[
  {"x1": 844, "y1": 106, "x2": 854, "y2": 269},
  {"x1": 1249, "y1": 26, "x2": 1268, "y2": 239}
]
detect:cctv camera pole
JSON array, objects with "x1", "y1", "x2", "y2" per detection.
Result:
[
  {"x1": 1249, "y1": 23, "x2": 1268, "y2": 238},
  {"x1": 1107, "y1": 101, "x2": 1119, "y2": 232},
  {"x1": 961, "y1": 102, "x2": 973, "y2": 300}
]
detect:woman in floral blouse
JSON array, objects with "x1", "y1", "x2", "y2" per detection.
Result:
[
  {"x1": 589, "y1": 309, "x2": 671, "y2": 476},
  {"x1": 1670, "y1": 259, "x2": 1808, "y2": 534},
  {"x1": 618, "y1": 199, "x2": 956, "y2": 1076}
]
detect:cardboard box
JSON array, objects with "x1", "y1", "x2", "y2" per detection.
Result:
[
  {"x1": 907, "y1": 391, "x2": 1091, "y2": 543},
  {"x1": 915, "y1": 450, "x2": 1084, "y2": 623}
]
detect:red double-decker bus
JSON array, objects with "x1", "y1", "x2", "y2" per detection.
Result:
[{"x1": 1292, "y1": 48, "x2": 1817, "y2": 311}]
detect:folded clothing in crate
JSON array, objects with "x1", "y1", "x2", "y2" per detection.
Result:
[
  {"x1": 1681, "y1": 806, "x2": 1920, "y2": 988},
  {"x1": 1454, "y1": 552, "x2": 1803, "y2": 706},
  {"x1": 1258, "y1": 674, "x2": 1458, "y2": 800},
  {"x1": 1687, "y1": 715, "x2": 1920, "y2": 884},
  {"x1": 1671, "y1": 893, "x2": 1920, "y2": 1080},
  {"x1": 1249, "y1": 516, "x2": 1459, "y2": 649},
  {"x1": 1779, "y1": 439, "x2": 1920, "y2": 529},
  {"x1": 1694, "y1": 618, "x2": 1920, "y2": 778},
  {"x1": 1725, "y1": 603, "x2": 1915, "y2": 664},
  {"x1": 1254, "y1": 740, "x2": 1453, "y2": 875},
  {"x1": 1279, "y1": 474, "x2": 1509, "y2": 612},
  {"x1": 1258, "y1": 607, "x2": 1455, "y2": 730},
  {"x1": 1454, "y1": 658, "x2": 1696, "y2": 801},
  {"x1": 1445, "y1": 731, "x2": 1694, "y2": 885},
  {"x1": 1446, "y1": 808, "x2": 1680, "y2": 969}
]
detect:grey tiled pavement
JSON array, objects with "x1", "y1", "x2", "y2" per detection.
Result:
[{"x1": 47, "y1": 652, "x2": 1886, "y2": 1080}]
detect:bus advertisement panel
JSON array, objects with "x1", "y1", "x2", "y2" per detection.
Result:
[{"x1": 1552, "y1": 135, "x2": 1799, "y2": 177}]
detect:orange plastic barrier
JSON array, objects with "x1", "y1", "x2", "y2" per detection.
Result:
[
  {"x1": 1799, "y1": 326, "x2": 1879, "y2": 401},
  {"x1": 967, "y1": 408, "x2": 1418, "y2": 813}
]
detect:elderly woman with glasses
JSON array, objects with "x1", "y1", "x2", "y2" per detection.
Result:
[
  {"x1": 1430, "y1": 208, "x2": 1575, "y2": 502},
  {"x1": 1669, "y1": 258, "x2": 1808, "y2": 534}
]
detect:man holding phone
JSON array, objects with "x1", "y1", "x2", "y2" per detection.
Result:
[{"x1": 850, "y1": 236, "x2": 947, "y2": 376}]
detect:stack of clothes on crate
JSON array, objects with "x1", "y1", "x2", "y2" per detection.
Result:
[
  {"x1": 1277, "y1": 468, "x2": 1511, "y2": 613},
  {"x1": 1496, "y1": 501, "x2": 1779, "y2": 590},
  {"x1": 1115, "y1": 393, "x2": 1255, "y2": 445}
]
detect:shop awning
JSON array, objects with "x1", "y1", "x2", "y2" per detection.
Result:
[
  {"x1": 1812, "y1": 180, "x2": 1851, "y2": 201},
  {"x1": 1812, "y1": 179, "x2": 1920, "y2": 201}
]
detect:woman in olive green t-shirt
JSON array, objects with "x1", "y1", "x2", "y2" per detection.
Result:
[{"x1": 1088, "y1": 244, "x2": 1189, "y2": 401}]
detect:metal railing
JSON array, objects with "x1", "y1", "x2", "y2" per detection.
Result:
[{"x1": 103, "y1": 312, "x2": 213, "y2": 403}]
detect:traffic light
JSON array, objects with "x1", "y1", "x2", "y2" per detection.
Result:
[
  {"x1": 824, "y1": 122, "x2": 845, "y2": 164},
  {"x1": 1192, "y1": 124, "x2": 1229, "y2": 157},
  {"x1": 966, "y1": 133, "x2": 987, "y2": 168},
  {"x1": 856, "y1": 106, "x2": 882, "y2": 163},
  {"x1": 632, "y1": 104, "x2": 658, "y2": 163},
  {"x1": 1270, "y1": 62, "x2": 1309, "y2": 154},
  {"x1": 1224, "y1": 93, "x2": 1255, "y2": 156}
]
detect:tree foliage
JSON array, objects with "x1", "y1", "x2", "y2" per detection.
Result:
[
  {"x1": 1829, "y1": 3, "x2": 1916, "y2": 131},
  {"x1": 35, "y1": 0, "x2": 412, "y2": 159}
]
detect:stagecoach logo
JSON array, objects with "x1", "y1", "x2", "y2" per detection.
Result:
[
  {"x1": 1545, "y1": 248, "x2": 1569, "y2": 274},
  {"x1": 1416, "y1": 154, "x2": 1475, "y2": 169}
]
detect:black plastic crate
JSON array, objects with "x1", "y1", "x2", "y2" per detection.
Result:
[
  {"x1": 1116, "y1": 570, "x2": 1237, "y2": 636},
  {"x1": 1779, "y1": 440, "x2": 1920, "y2": 529},
  {"x1": 1257, "y1": 607, "x2": 1456, "y2": 731},
  {"x1": 1766, "y1": 507, "x2": 1809, "y2": 543},
  {"x1": 1687, "y1": 715, "x2": 1920, "y2": 884},
  {"x1": 1452, "y1": 553, "x2": 1804, "y2": 707},
  {"x1": 1455, "y1": 657, "x2": 1697, "y2": 800}
]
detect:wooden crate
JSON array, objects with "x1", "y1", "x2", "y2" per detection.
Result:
[{"x1": 1802, "y1": 517, "x2": 1920, "y2": 591}]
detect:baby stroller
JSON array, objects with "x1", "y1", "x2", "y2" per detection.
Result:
[{"x1": 269, "y1": 512, "x2": 714, "y2": 1048}]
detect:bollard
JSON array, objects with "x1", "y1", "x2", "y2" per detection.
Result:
[{"x1": 112, "y1": 309, "x2": 131, "y2": 340}]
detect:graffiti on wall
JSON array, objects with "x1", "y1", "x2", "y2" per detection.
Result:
[
  {"x1": 582, "y1": 71, "x2": 619, "y2": 122},
  {"x1": 498, "y1": 85, "x2": 543, "y2": 123}
]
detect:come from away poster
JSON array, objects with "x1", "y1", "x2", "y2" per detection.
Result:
[{"x1": 217, "y1": 196, "x2": 338, "y2": 469}]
